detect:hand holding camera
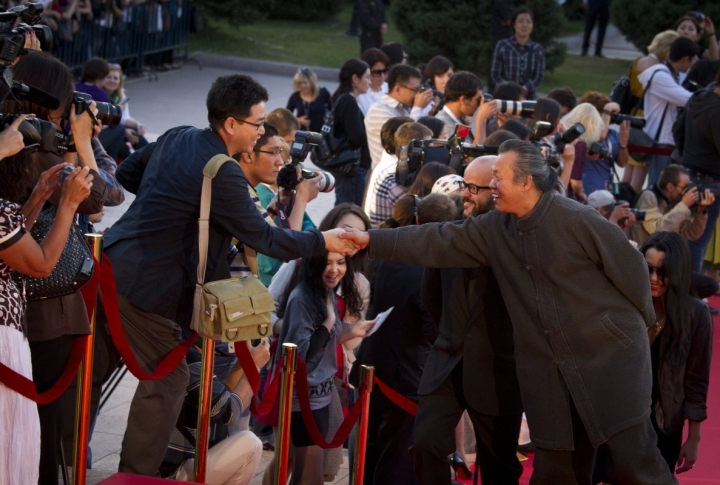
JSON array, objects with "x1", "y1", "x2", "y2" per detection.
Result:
[
  {"x1": 0, "y1": 114, "x2": 29, "y2": 160},
  {"x1": 681, "y1": 185, "x2": 700, "y2": 208},
  {"x1": 697, "y1": 188, "x2": 715, "y2": 211},
  {"x1": 413, "y1": 87, "x2": 434, "y2": 109},
  {"x1": 59, "y1": 165, "x2": 93, "y2": 209},
  {"x1": 69, "y1": 98, "x2": 98, "y2": 146},
  {"x1": 248, "y1": 339, "x2": 271, "y2": 370}
]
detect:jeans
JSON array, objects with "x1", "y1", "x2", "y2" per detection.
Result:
[
  {"x1": 686, "y1": 176, "x2": 720, "y2": 272},
  {"x1": 334, "y1": 167, "x2": 367, "y2": 207},
  {"x1": 646, "y1": 153, "x2": 672, "y2": 189}
]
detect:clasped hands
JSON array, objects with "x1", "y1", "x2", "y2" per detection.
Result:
[{"x1": 322, "y1": 227, "x2": 370, "y2": 256}]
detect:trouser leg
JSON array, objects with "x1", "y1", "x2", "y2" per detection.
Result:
[
  {"x1": 177, "y1": 431, "x2": 263, "y2": 485},
  {"x1": 117, "y1": 295, "x2": 189, "y2": 476},
  {"x1": 373, "y1": 392, "x2": 417, "y2": 485},
  {"x1": 30, "y1": 335, "x2": 75, "y2": 485},
  {"x1": 412, "y1": 366, "x2": 466, "y2": 485},
  {"x1": 581, "y1": 0, "x2": 599, "y2": 54},
  {"x1": 646, "y1": 153, "x2": 671, "y2": 190},
  {"x1": 603, "y1": 417, "x2": 676, "y2": 484},
  {"x1": 595, "y1": 0, "x2": 611, "y2": 55},
  {"x1": 466, "y1": 410, "x2": 523, "y2": 485},
  {"x1": 530, "y1": 399, "x2": 596, "y2": 485}
]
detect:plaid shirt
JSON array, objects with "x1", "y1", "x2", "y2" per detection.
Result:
[
  {"x1": 490, "y1": 37, "x2": 545, "y2": 98},
  {"x1": 92, "y1": 137, "x2": 125, "y2": 207},
  {"x1": 369, "y1": 174, "x2": 407, "y2": 227}
]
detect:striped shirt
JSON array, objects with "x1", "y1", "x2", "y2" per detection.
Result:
[
  {"x1": 364, "y1": 94, "x2": 425, "y2": 169},
  {"x1": 490, "y1": 37, "x2": 545, "y2": 99},
  {"x1": 229, "y1": 185, "x2": 276, "y2": 277}
]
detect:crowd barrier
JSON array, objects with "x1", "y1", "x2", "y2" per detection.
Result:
[
  {"x1": 50, "y1": 0, "x2": 194, "y2": 73},
  {"x1": 0, "y1": 239, "x2": 420, "y2": 484}
]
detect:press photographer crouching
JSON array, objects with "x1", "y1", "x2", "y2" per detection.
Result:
[
  {"x1": 1, "y1": 51, "x2": 127, "y2": 484},
  {"x1": 630, "y1": 164, "x2": 713, "y2": 247},
  {"x1": 586, "y1": 190, "x2": 637, "y2": 230}
]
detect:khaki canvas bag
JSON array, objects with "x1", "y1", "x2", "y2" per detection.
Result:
[{"x1": 190, "y1": 155, "x2": 274, "y2": 341}]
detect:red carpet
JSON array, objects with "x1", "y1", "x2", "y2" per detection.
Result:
[{"x1": 457, "y1": 295, "x2": 720, "y2": 484}]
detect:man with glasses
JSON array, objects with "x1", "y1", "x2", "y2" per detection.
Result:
[
  {"x1": 435, "y1": 71, "x2": 498, "y2": 145},
  {"x1": 414, "y1": 155, "x2": 523, "y2": 484},
  {"x1": 104, "y1": 74, "x2": 355, "y2": 477},
  {"x1": 365, "y1": 64, "x2": 434, "y2": 169},
  {"x1": 630, "y1": 164, "x2": 713, "y2": 246}
]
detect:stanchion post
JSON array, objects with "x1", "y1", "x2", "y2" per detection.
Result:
[
  {"x1": 275, "y1": 343, "x2": 297, "y2": 485},
  {"x1": 72, "y1": 234, "x2": 103, "y2": 485},
  {"x1": 351, "y1": 365, "x2": 374, "y2": 485},
  {"x1": 194, "y1": 336, "x2": 215, "y2": 483}
]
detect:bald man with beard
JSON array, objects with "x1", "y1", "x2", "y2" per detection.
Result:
[{"x1": 413, "y1": 156, "x2": 523, "y2": 485}]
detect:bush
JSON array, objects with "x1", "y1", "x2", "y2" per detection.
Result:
[
  {"x1": 268, "y1": 0, "x2": 342, "y2": 21},
  {"x1": 390, "y1": 0, "x2": 566, "y2": 79},
  {"x1": 197, "y1": 0, "x2": 271, "y2": 26},
  {"x1": 613, "y1": 0, "x2": 720, "y2": 53}
]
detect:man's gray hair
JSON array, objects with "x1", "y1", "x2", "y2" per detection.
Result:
[{"x1": 499, "y1": 139, "x2": 562, "y2": 193}]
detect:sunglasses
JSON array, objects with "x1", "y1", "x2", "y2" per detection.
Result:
[
  {"x1": 647, "y1": 264, "x2": 666, "y2": 281},
  {"x1": 371, "y1": 68, "x2": 389, "y2": 77}
]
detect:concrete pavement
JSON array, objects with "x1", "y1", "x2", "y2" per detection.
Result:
[{"x1": 559, "y1": 23, "x2": 643, "y2": 60}]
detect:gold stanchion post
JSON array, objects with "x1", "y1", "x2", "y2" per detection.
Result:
[
  {"x1": 275, "y1": 343, "x2": 297, "y2": 485},
  {"x1": 72, "y1": 234, "x2": 103, "y2": 485},
  {"x1": 351, "y1": 365, "x2": 374, "y2": 485},
  {"x1": 194, "y1": 336, "x2": 215, "y2": 482}
]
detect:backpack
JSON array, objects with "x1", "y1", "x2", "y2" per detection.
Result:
[{"x1": 310, "y1": 94, "x2": 360, "y2": 176}]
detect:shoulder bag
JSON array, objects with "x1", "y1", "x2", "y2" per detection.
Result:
[
  {"x1": 190, "y1": 155, "x2": 274, "y2": 342},
  {"x1": 13, "y1": 205, "x2": 94, "y2": 302},
  {"x1": 627, "y1": 68, "x2": 670, "y2": 162}
]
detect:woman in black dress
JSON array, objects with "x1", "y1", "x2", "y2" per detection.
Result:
[{"x1": 286, "y1": 68, "x2": 332, "y2": 133}]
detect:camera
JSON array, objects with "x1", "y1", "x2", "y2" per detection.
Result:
[
  {"x1": 0, "y1": 4, "x2": 52, "y2": 66},
  {"x1": 588, "y1": 141, "x2": 611, "y2": 160},
  {"x1": 553, "y1": 122, "x2": 585, "y2": 153},
  {"x1": 0, "y1": 113, "x2": 66, "y2": 154},
  {"x1": 615, "y1": 200, "x2": 646, "y2": 224},
  {"x1": 531, "y1": 120, "x2": 553, "y2": 140},
  {"x1": 58, "y1": 165, "x2": 74, "y2": 185},
  {"x1": 277, "y1": 130, "x2": 335, "y2": 192},
  {"x1": 418, "y1": 80, "x2": 443, "y2": 99},
  {"x1": 497, "y1": 100, "x2": 536, "y2": 118},
  {"x1": 73, "y1": 92, "x2": 122, "y2": 127},
  {"x1": 609, "y1": 113, "x2": 646, "y2": 129}
]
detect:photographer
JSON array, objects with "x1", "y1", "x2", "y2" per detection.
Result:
[
  {"x1": 675, "y1": 69, "x2": 720, "y2": 272},
  {"x1": 587, "y1": 190, "x2": 637, "y2": 230},
  {"x1": 630, "y1": 164, "x2": 713, "y2": 246},
  {"x1": 103, "y1": 74, "x2": 357, "y2": 477},
  {"x1": 434, "y1": 71, "x2": 497, "y2": 145}
]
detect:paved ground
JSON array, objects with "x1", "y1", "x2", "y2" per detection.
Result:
[
  {"x1": 560, "y1": 23, "x2": 642, "y2": 60},
  {"x1": 78, "y1": 22, "x2": 638, "y2": 481}
]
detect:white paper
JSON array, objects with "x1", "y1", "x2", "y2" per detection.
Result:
[{"x1": 369, "y1": 307, "x2": 394, "y2": 335}]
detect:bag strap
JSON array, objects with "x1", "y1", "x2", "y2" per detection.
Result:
[{"x1": 641, "y1": 67, "x2": 671, "y2": 143}]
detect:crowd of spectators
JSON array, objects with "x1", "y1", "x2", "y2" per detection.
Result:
[{"x1": 0, "y1": 5, "x2": 719, "y2": 485}]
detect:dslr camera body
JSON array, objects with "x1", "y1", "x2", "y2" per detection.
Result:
[{"x1": 276, "y1": 130, "x2": 335, "y2": 192}]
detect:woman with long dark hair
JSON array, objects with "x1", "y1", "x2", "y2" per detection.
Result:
[
  {"x1": 423, "y1": 55, "x2": 454, "y2": 95},
  {"x1": 641, "y1": 231, "x2": 712, "y2": 474},
  {"x1": 330, "y1": 58, "x2": 372, "y2": 206}
]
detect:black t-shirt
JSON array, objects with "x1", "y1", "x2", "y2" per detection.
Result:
[{"x1": 286, "y1": 87, "x2": 332, "y2": 133}]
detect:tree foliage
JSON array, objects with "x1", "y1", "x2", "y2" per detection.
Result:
[
  {"x1": 196, "y1": 0, "x2": 271, "y2": 26},
  {"x1": 391, "y1": 0, "x2": 567, "y2": 80},
  {"x1": 267, "y1": 0, "x2": 342, "y2": 21},
  {"x1": 612, "y1": 0, "x2": 720, "y2": 53}
]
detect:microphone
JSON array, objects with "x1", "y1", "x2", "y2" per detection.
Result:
[{"x1": 11, "y1": 82, "x2": 60, "y2": 110}]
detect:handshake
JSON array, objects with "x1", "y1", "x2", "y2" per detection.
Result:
[{"x1": 322, "y1": 227, "x2": 370, "y2": 256}]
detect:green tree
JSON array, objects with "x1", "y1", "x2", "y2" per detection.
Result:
[
  {"x1": 195, "y1": 0, "x2": 271, "y2": 26},
  {"x1": 268, "y1": 0, "x2": 342, "y2": 21},
  {"x1": 391, "y1": 0, "x2": 566, "y2": 79},
  {"x1": 612, "y1": 0, "x2": 720, "y2": 53}
]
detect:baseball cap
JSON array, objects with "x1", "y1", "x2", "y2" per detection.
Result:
[
  {"x1": 432, "y1": 174, "x2": 464, "y2": 195},
  {"x1": 586, "y1": 190, "x2": 615, "y2": 208}
]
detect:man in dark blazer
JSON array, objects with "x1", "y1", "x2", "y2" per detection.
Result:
[
  {"x1": 341, "y1": 141, "x2": 676, "y2": 484},
  {"x1": 414, "y1": 157, "x2": 523, "y2": 485},
  {"x1": 104, "y1": 74, "x2": 356, "y2": 476}
]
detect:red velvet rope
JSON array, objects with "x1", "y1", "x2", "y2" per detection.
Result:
[
  {"x1": 295, "y1": 358, "x2": 366, "y2": 449},
  {"x1": 99, "y1": 257, "x2": 197, "y2": 381},
  {"x1": 0, "y1": 266, "x2": 101, "y2": 403},
  {"x1": 627, "y1": 144, "x2": 674, "y2": 156},
  {"x1": 235, "y1": 341, "x2": 281, "y2": 417},
  {"x1": 373, "y1": 376, "x2": 418, "y2": 416}
]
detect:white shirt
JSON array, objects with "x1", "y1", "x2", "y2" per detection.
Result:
[
  {"x1": 357, "y1": 82, "x2": 388, "y2": 116},
  {"x1": 638, "y1": 64, "x2": 692, "y2": 146},
  {"x1": 364, "y1": 94, "x2": 425, "y2": 169},
  {"x1": 364, "y1": 151, "x2": 397, "y2": 215}
]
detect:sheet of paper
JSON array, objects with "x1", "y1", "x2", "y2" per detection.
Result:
[{"x1": 369, "y1": 307, "x2": 394, "y2": 335}]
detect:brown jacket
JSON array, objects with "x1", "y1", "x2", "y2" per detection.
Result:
[
  {"x1": 630, "y1": 187, "x2": 707, "y2": 246},
  {"x1": 369, "y1": 192, "x2": 655, "y2": 450}
]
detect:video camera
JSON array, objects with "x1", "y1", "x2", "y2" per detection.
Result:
[
  {"x1": 396, "y1": 125, "x2": 499, "y2": 185},
  {"x1": 277, "y1": 130, "x2": 334, "y2": 192}
]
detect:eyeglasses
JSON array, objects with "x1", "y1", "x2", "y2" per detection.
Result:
[
  {"x1": 647, "y1": 264, "x2": 666, "y2": 281},
  {"x1": 459, "y1": 181, "x2": 491, "y2": 195},
  {"x1": 254, "y1": 147, "x2": 284, "y2": 156},
  {"x1": 400, "y1": 84, "x2": 421, "y2": 94},
  {"x1": 231, "y1": 117, "x2": 265, "y2": 132},
  {"x1": 371, "y1": 68, "x2": 389, "y2": 77}
]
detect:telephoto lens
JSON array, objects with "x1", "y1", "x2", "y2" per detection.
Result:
[
  {"x1": 301, "y1": 168, "x2": 335, "y2": 193},
  {"x1": 609, "y1": 113, "x2": 646, "y2": 129},
  {"x1": 497, "y1": 100, "x2": 536, "y2": 117}
]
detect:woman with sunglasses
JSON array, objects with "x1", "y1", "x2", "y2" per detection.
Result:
[
  {"x1": 358, "y1": 48, "x2": 391, "y2": 116},
  {"x1": 640, "y1": 231, "x2": 712, "y2": 475},
  {"x1": 286, "y1": 68, "x2": 332, "y2": 133}
]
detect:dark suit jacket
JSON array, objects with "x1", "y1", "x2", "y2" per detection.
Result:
[
  {"x1": 420, "y1": 266, "x2": 522, "y2": 417},
  {"x1": 104, "y1": 126, "x2": 325, "y2": 328},
  {"x1": 351, "y1": 261, "x2": 437, "y2": 399}
]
